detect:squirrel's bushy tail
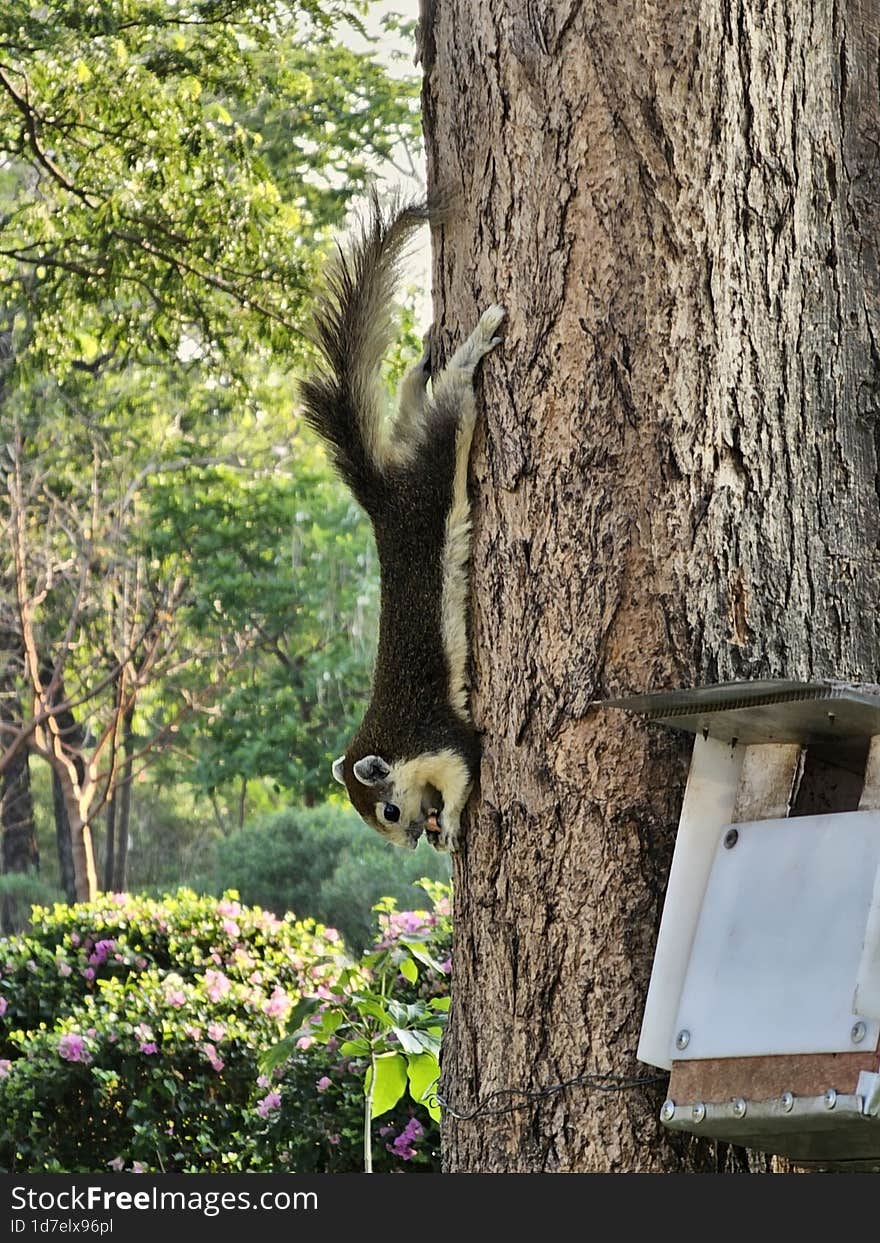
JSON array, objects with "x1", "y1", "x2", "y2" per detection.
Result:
[{"x1": 299, "y1": 189, "x2": 430, "y2": 495}]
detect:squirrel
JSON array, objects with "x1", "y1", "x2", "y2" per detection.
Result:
[{"x1": 299, "y1": 194, "x2": 505, "y2": 852}]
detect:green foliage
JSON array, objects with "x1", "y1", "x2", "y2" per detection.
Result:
[
  {"x1": 143, "y1": 442, "x2": 378, "y2": 804},
  {"x1": 0, "y1": 0, "x2": 422, "y2": 842},
  {"x1": 210, "y1": 803, "x2": 451, "y2": 952},
  {"x1": 259, "y1": 883, "x2": 451, "y2": 1171},
  {"x1": 0, "y1": 885, "x2": 450, "y2": 1173},
  {"x1": 0, "y1": 0, "x2": 421, "y2": 364}
]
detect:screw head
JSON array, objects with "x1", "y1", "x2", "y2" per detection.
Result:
[
  {"x1": 675, "y1": 1029, "x2": 690, "y2": 1050},
  {"x1": 824, "y1": 1088, "x2": 837, "y2": 1110},
  {"x1": 723, "y1": 828, "x2": 739, "y2": 850},
  {"x1": 661, "y1": 1100, "x2": 676, "y2": 1122},
  {"x1": 691, "y1": 1102, "x2": 706, "y2": 1123},
  {"x1": 732, "y1": 1097, "x2": 747, "y2": 1118},
  {"x1": 852, "y1": 1021, "x2": 867, "y2": 1045},
  {"x1": 781, "y1": 1091, "x2": 794, "y2": 1113}
]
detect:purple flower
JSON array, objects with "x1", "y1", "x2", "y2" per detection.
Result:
[
  {"x1": 82, "y1": 968, "x2": 95, "y2": 982},
  {"x1": 88, "y1": 939, "x2": 116, "y2": 966},
  {"x1": 328, "y1": 1133, "x2": 340, "y2": 1145},
  {"x1": 316, "y1": 1076, "x2": 331, "y2": 1093},
  {"x1": 0, "y1": 996, "x2": 7, "y2": 1017},
  {"x1": 58, "y1": 1033, "x2": 91, "y2": 1064},
  {"x1": 256, "y1": 1090, "x2": 282, "y2": 1118},
  {"x1": 389, "y1": 1117, "x2": 424, "y2": 1161},
  {"x1": 139, "y1": 1042, "x2": 158, "y2": 1055},
  {"x1": 107, "y1": 1156, "x2": 125, "y2": 1172},
  {"x1": 440, "y1": 958, "x2": 452, "y2": 975}
]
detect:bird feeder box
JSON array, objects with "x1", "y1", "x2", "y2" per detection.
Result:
[{"x1": 603, "y1": 680, "x2": 880, "y2": 1170}]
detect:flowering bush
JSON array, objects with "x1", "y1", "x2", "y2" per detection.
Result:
[
  {"x1": 0, "y1": 885, "x2": 451, "y2": 1173},
  {"x1": 255, "y1": 881, "x2": 452, "y2": 1173}
]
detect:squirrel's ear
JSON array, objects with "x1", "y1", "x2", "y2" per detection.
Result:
[
  {"x1": 352, "y1": 755, "x2": 391, "y2": 786},
  {"x1": 331, "y1": 755, "x2": 346, "y2": 786}
]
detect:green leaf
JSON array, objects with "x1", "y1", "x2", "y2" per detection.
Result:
[
  {"x1": 259, "y1": 1033, "x2": 298, "y2": 1075},
  {"x1": 390, "y1": 1027, "x2": 424, "y2": 1055},
  {"x1": 284, "y1": 996, "x2": 321, "y2": 1040},
  {"x1": 429, "y1": 997, "x2": 451, "y2": 1012},
  {"x1": 406, "y1": 1053, "x2": 441, "y2": 1123},
  {"x1": 367, "y1": 1052, "x2": 407, "y2": 1119},
  {"x1": 339, "y1": 1038, "x2": 370, "y2": 1057},
  {"x1": 399, "y1": 957, "x2": 418, "y2": 984}
]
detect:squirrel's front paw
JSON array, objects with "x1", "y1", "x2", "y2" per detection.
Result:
[
  {"x1": 471, "y1": 304, "x2": 506, "y2": 354},
  {"x1": 427, "y1": 816, "x2": 460, "y2": 854}
]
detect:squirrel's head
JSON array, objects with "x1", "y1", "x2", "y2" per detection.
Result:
[{"x1": 331, "y1": 752, "x2": 428, "y2": 849}]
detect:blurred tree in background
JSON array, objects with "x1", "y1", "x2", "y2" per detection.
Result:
[{"x1": 0, "y1": 0, "x2": 425, "y2": 920}]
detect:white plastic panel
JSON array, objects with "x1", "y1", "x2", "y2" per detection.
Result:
[
  {"x1": 637, "y1": 735, "x2": 744, "y2": 1070},
  {"x1": 854, "y1": 864, "x2": 880, "y2": 1019},
  {"x1": 673, "y1": 810, "x2": 880, "y2": 1060}
]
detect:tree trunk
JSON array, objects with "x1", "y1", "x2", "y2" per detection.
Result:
[
  {"x1": 103, "y1": 788, "x2": 117, "y2": 893},
  {"x1": 52, "y1": 768, "x2": 77, "y2": 904},
  {"x1": 44, "y1": 674, "x2": 94, "y2": 903},
  {"x1": 424, "y1": 1, "x2": 880, "y2": 1172},
  {"x1": 1, "y1": 728, "x2": 38, "y2": 935},
  {"x1": 111, "y1": 706, "x2": 134, "y2": 892}
]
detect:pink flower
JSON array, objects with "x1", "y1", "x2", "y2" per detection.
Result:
[
  {"x1": 257, "y1": 1074, "x2": 270, "y2": 1088},
  {"x1": 109, "y1": 893, "x2": 127, "y2": 907},
  {"x1": 106, "y1": 1156, "x2": 125, "y2": 1172},
  {"x1": 130, "y1": 1162, "x2": 147, "y2": 1174},
  {"x1": 256, "y1": 1090, "x2": 282, "y2": 1118},
  {"x1": 58, "y1": 1033, "x2": 91, "y2": 1064},
  {"x1": 139, "y1": 1042, "x2": 158, "y2": 1055},
  {"x1": 183, "y1": 1025, "x2": 203, "y2": 1042},
  {"x1": 440, "y1": 958, "x2": 452, "y2": 974},
  {"x1": 165, "y1": 989, "x2": 186, "y2": 1008},
  {"x1": 263, "y1": 987, "x2": 291, "y2": 1021},
  {"x1": 204, "y1": 969, "x2": 230, "y2": 1002},
  {"x1": 0, "y1": 1059, "x2": 12, "y2": 1078},
  {"x1": 296, "y1": 1036, "x2": 314, "y2": 1051},
  {"x1": 82, "y1": 968, "x2": 95, "y2": 982},
  {"x1": 222, "y1": 919, "x2": 240, "y2": 938},
  {"x1": 328, "y1": 1133, "x2": 340, "y2": 1146},
  {"x1": 201, "y1": 1043, "x2": 224, "y2": 1072},
  {"x1": 323, "y1": 928, "x2": 340, "y2": 943},
  {"x1": 58, "y1": 962, "x2": 72, "y2": 978},
  {"x1": 316, "y1": 1076, "x2": 331, "y2": 1093},
  {"x1": 135, "y1": 958, "x2": 147, "y2": 971},
  {"x1": 69, "y1": 933, "x2": 81, "y2": 947},
  {"x1": 207, "y1": 1022, "x2": 225, "y2": 1042},
  {"x1": 0, "y1": 997, "x2": 7, "y2": 1017}
]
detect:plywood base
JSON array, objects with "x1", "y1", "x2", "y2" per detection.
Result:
[{"x1": 670, "y1": 1050, "x2": 880, "y2": 1103}]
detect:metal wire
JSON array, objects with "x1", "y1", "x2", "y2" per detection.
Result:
[{"x1": 434, "y1": 1069, "x2": 667, "y2": 1121}]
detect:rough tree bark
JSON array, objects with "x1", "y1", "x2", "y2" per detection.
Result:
[{"x1": 423, "y1": 1, "x2": 880, "y2": 1172}]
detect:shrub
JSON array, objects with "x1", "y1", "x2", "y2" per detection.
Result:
[
  {"x1": 211, "y1": 803, "x2": 451, "y2": 952},
  {"x1": 0, "y1": 885, "x2": 451, "y2": 1173}
]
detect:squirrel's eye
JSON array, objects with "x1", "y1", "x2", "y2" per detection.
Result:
[{"x1": 383, "y1": 803, "x2": 401, "y2": 823}]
